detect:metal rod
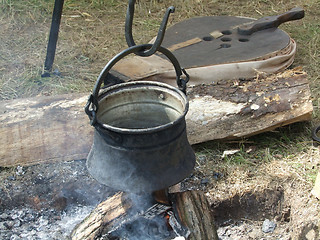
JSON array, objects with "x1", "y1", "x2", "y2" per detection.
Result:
[
  {"x1": 125, "y1": 0, "x2": 136, "y2": 48},
  {"x1": 42, "y1": 0, "x2": 64, "y2": 77}
]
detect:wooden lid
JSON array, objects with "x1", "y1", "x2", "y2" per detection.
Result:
[{"x1": 160, "y1": 16, "x2": 290, "y2": 68}]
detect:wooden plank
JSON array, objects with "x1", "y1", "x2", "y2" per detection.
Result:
[{"x1": 0, "y1": 69, "x2": 313, "y2": 167}]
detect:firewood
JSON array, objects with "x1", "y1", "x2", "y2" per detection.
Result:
[
  {"x1": 71, "y1": 190, "x2": 219, "y2": 240},
  {"x1": 70, "y1": 192, "x2": 132, "y2": 240},
  {"x1": 172, "y1": 191, "x2": 219, "y2": 240}
]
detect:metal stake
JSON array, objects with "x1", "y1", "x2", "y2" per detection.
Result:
[{"x1": 42, "y1": 0, "x2": 64, "y2": 77}]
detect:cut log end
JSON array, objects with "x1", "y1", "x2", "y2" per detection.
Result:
[{"x1": 172, "y1": 191, "x2": 219, "y2": 240}]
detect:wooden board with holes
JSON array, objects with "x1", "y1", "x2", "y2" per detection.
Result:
[
  {"x1": 160, "y1": 16, "x2": 290, "y2": 68},
  {"x1": 112, "y1": 15, "x2": 297, "y2": 85},
  {"x1": 0, "y1": 69, "x2": 312, "y2": 167}
]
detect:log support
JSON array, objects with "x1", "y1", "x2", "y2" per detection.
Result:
[
  {"x1": 71, "y1": 190, "x2": 218, "y2": 240},
  {"x1": 0, "y1": 69, "x2": 312, "y2": 167}
]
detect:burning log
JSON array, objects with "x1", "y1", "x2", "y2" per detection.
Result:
[
  {"x1": 70, "y1": 192, "x2": 131, "y2": 240},
  {"x1": 70, "y1": 190, "x2": 218, "y2": 240}
]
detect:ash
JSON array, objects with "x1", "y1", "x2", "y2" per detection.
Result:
[
  {"x1": 0, "y1": 160, "x2": 189, "y2": 240},
  {"x1": 0, "y1": 205, "x2": 94, "y2": 240},
  {"x1": 0, "y1": 160, "x2": 114, "y2": 240},
  {"x1": 106, "y1": 216, "x2": 175, "y2": 240}
]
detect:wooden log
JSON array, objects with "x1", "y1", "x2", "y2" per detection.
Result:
[
  {"x1": 0, "y1": 94, "x2": 91, "y2": 167},
  {"x1": 70, "y1": 190, "x2": 218, "y2": 240},
  {"x1": 0, "y1": 69, "x2": 312, "y2": 167},
  {"x1": 184, "y1": 68, "x2": 312, "y2": 143},
  {"x1": 70, "y1": 192, "x2": 132, "y2": 240},
  {"x1": 172, "y1": 191, "x2": 219, "y2": 240}
]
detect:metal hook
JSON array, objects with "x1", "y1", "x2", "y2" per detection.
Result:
[{"x1": 125, "y1": 0, "x2": 175, "y2": 57}]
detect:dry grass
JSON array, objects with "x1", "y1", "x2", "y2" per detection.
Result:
[
  {"x1": 0, "y1": 0, "x2": 319, "y2": 100},
  {"x1": 192, "y1": 122, "x2": 319, "y2": 201}
]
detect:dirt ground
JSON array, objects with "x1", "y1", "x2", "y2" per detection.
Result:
[{"x1": 0, "y1": 149, "x2": 319, "y2": 239}]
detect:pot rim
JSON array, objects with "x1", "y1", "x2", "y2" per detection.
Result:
[{"x1": 95, "y1": 81, "x2": 189, "y2": 134}]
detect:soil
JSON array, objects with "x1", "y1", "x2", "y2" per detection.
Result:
[{"x1": 0, "y1": 158, "x2": 319, "y2": 240}]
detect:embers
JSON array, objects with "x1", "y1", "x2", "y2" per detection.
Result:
[
  {"x1": 105, "y1": 190, "x2": 189, "y2": 240},
  {"x1": 107, "y1": 207, "x2": 188, "y2": 240},
  {"x1": 108, "y1": 212, "x2": 172, "y2": 239}
]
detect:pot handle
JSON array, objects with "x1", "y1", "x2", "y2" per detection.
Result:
[{"x1": 85, "y1": 44, "x2": 189, "y2": 125}]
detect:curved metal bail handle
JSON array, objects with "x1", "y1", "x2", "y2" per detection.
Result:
[
  {"x1": 125, "y1": 0, "x2": 175, "y2": 57},
  {"x1": 85, "y1": 44, "x2": 189, "y2": 125},
  {"x1": 93, "y1": 44, "x2": 188, "y2": 98}
]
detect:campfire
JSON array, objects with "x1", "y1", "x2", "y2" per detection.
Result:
[
  {"x1": 70, "y1": 188, "x2": 218, "y2": 240},
  {"x1": 0, "y1": 160, "x2": 217, "y2": 240},
  {"x1": 75, "y1": 1, "x2": 217, "y2": 238},
  {"x1": 99, "y1": 189, "x2": 188, "y2": 239}
]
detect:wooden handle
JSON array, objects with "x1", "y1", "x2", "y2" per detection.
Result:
[{"x1": 238, "y1": 7, "x2": 304, "y2": 35}]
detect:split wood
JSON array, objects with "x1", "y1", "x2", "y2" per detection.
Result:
[{"x1": 70, "y1": 190, "x2": 218, "y2": 240}]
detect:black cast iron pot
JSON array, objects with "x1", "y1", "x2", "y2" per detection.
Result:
[{"x1": 85, "y1": 44, "x2": 195, "y2": 193}]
